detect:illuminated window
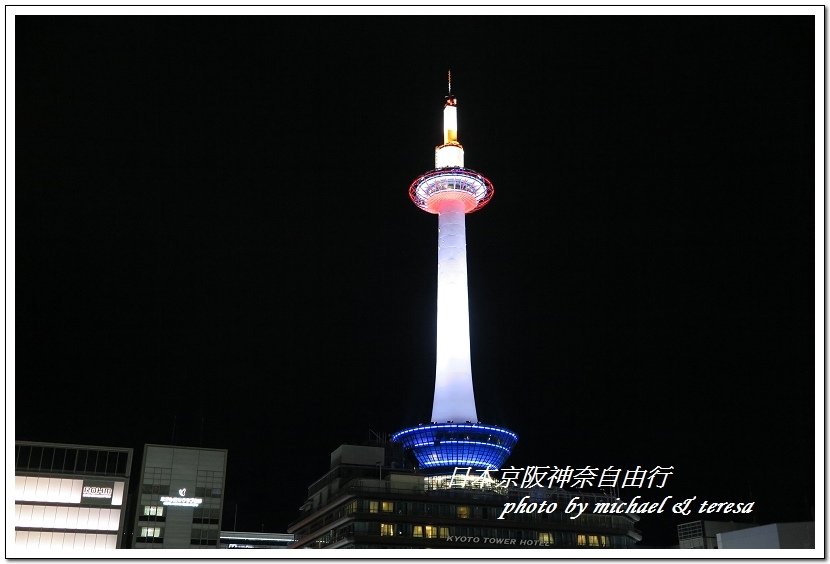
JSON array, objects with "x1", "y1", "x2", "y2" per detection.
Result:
[
  {"x1": 143, "y1": 505, "x2": 164, "y2": 517},
  {"x1": 456, "y1": 505, "x2": 470, "y2": 519},
  {"x1": 577, "y1": 534, "x2": 587, "y2": 546},
  {"x1": 598, "y1": 535, "x2": 607, "y2": 547},
  {"x1": 345, "y1": 500, "x2": 357, "y2": 514},
  {"x1": 589, "y1": 535, "x2": 600, "y2": 547},
  {"x1": 539, "y1": 532, "x2": 552, "y2": 544},
  {"x1": 381, "y1": 501, "x2": 394, "y2": 512},
  {"x1": 369, "y1": 501, "x2": 378, "y2": 513},
  {"x1": 439, "y1": 527, "x2": 449, "y2": 539},
  {"x1": 413, "y1": 526, "x2": 423, "y2": 538},
  {"x1": 380, "y1": 523, "x2": 394, "y2": 537},
  {"x1": 425, "y1": 525, "x2": 437, "y2": 539},
  {"x1": 140, "y1": 527, "x2": 162, "y2": 538}
]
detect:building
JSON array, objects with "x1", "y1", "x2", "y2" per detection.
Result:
[
  {"x1": 288, "y1": 77, "x2": 641, "y2": 550},
  {"x1": 717, "y1": 522, "x2": 815, "y2": 549},
  {"x1": 220, "y1": 531, "x2": 294, "y2": 549},
  {"x1": 287, "y1": 443, "x2": 640, "y2": 549},
  {"x1": 131, "y1": 444, "x2": 227, "y2": 549},
  {"x1": 394, "y1": 72, "x2": 517, "y2": 472},
  {"x1": 676, "y1": 520, "x2": 753, "y2": 548},
  {"x1": 13, "y1": 440, "x2": 133, "y2": 551}
]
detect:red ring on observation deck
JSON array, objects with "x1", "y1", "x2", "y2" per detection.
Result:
[{"x1": 409, "y1": 167, "x2": 494, "y2": 214}]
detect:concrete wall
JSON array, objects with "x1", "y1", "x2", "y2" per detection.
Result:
[
  {"x1": 717, "y1": 522, "x2": 814, "y2": 549},
  {"x1": 330, "y1": 445, "x2": 385, "y2": 468},
  {"x1": 777, "y1": 522, "x2": 815, "y2": 548}
]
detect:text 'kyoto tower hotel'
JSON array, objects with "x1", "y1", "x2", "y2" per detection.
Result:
[{"x1": 393, "y1": 74, "x2": 518, "y2": 473}]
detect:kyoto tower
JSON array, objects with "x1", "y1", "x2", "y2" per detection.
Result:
[{"x1": 392, "y1": 73, "x2": 518, "y2": 472}]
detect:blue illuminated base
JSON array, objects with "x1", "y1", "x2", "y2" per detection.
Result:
[{"x1": 392, "y1": 423, "x2": 518, "y2": 471}]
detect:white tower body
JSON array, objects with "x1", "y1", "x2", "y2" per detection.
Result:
[{"x1": 432, "y1": 197, "x2": 477, "y2": 422}]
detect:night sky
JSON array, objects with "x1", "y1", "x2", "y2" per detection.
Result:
[{"x1": 14, "y1": 15, "x2": 816, "y2": 546}]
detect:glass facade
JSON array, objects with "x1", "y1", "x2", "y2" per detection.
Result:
[{"x1": 15, "y1": 443, "x2": 130, "y2": 477}]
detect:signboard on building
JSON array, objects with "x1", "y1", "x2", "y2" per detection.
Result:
[
  {"x1": 81, "y1": 480, "x2": 116, "y2": 505},
  {"x1": 160, "y1": 487, "x2": 203, "y2": 507}
]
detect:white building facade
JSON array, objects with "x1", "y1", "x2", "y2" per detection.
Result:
[{"x1": 13, "y1": 441, "x2": 133, "y2": 551}]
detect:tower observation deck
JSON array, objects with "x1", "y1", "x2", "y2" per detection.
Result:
[{"x1": 393, "y1": 73, "x2": 517, "y2": 472}]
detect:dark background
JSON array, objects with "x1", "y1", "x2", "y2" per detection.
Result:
[{"x1": 14, "y1": 16, "x2": 816, "y2": 547}]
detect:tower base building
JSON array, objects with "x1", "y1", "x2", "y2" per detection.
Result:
[{"x1": 287, "y1": 444, "x2": 640, "y2": 549}]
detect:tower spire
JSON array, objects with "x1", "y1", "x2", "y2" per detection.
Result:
[{"x1": 439, "y1": 70, "x2": 461, "y2": 164}]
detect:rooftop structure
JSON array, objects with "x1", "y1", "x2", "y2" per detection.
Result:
[
  {"x1": 220, "y1": 531, "x2": 294, "y2": 549},
  {"x1": 676, "y1": 520, "x2": 753, "y2": 549}
]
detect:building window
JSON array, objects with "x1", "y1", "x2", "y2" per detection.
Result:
[
  {"x1": 143, "y1": 506, "x2": 164, "y2": 517},
  {"x1": 456, "y1": 505, "x2": 470, "y2": 519},
  {"x1": 413, "y1": 525, "x2": 423, "y2": 538},
  {"x1": 140, "y1": 483, "x2": 170, "y2": 495},
  {"x1": 345, "y1": 500, "x2": 357, "y2": 514},
  {"x1": 439, "y1": 527, "x2": 449, "y2": 539},
  {"x1": 193, "y1": 507, "x2": 220, "y2": 524},
  {"x1": 380, "y1": 523, "x2": 394, "y2": 537},
  {"x1": 190, "y1": 527, "x2": 219, "y2": 546},
  {"x1": 195, "y1": 470, "x2": 224, "y2": 500},
  {"x1": 194, "y1": 486, "x2": 223, "y2": 498},
  {"x1": 143, "y1": 466, "x2": 172, "y2": 485},
  {"x1": 368, "y1": 501, "x2": 379, "y2": 513},
  {"x1": 381, "y1": 501, "x2": 394, "y2": 512},
  {"x1": 140, "y1": 527, "x2": 162, "y2": 538},
  {"x1": 588, "y1": 535, "x2": 607, "y2": 547},
  {"x1": 425, "y1": 526, "x2": 437, "y2": 539},
  {"x1": 577, "y1": 534, "x2": 587, "y2": 546},
  {"x1": 539, "y1": 532, "x2": 552, "y2": 545}
]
